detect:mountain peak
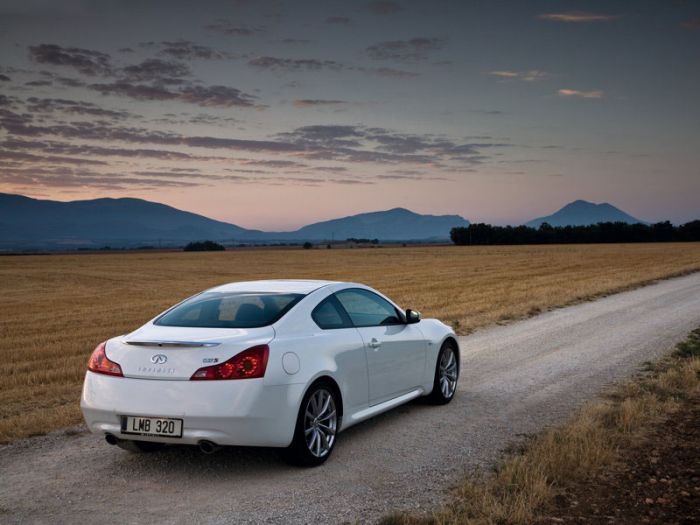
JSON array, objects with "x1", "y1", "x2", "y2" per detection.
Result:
[
  {"x1": 0, "y1": 194, "x2": 470, "y2": 248},
  {"x1": 526, "y1": 200, "x2": 645, "y2": 227}
]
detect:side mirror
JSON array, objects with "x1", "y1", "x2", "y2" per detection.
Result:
[{"x1": 405, "y1": 309, "x2": 421, "y2": 324}]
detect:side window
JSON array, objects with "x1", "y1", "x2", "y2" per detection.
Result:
[
  {"x1": 335, "y1": 289, "x2": 402, "y2": 327},
  {"x1": 312, "y1": 296, "x2": 353, "y2": 330}
]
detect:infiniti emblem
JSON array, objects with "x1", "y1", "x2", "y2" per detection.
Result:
[{"x1": 151, "y1": 354, "x2": 168, "y2": 364}]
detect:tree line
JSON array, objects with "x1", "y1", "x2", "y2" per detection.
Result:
[{"x1": 450, "y1": 220, "x2": 700, "y2": 245}]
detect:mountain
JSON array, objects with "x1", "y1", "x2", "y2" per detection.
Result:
[
  {"x1": 0, "y1": 193, "x2": 261, "y2": 249},
  {"x1": 0, "y1": 193, "x2": 469, "y2": 249},
  {"x1": 525, "y1": 200, "x2": 645, "y2": 228},
  {"x1": 274, "y1": 207, "x2": 469, "y2": 242}
]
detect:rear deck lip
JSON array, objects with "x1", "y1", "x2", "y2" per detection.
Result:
[{"x1": 123, "y1": 340, "x2": 221, "y2": 348}]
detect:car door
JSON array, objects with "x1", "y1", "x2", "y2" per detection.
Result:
[
  {"x1": 335, "y1": 288, "x2": 426, "y2": 406},
  {"x1": 310, "y1": 294, "x2": 369, "y2": 414}
]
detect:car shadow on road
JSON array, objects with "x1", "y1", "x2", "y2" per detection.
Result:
[{"x1": 105, "y1": 398, "x2": 439, "y2": 477}]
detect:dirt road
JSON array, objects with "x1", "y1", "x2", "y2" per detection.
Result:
[{"x1": 2, "y1": 272, "x2": 699, "y2": 524}]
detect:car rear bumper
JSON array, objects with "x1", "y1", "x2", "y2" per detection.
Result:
[{"x1": 80, "y1": 371, "x2": 304, "y2": 447}]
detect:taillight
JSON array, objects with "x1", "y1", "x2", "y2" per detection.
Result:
[
  {"x1": 191, "y1": 345, "x2": 269, "y2": 380},
  {"x1": 87, "y1": 341, "x2": 123, "y2": 377}
]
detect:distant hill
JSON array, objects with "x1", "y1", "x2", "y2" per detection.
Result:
[
  {"x1": 0, "y1": 193, "x2": 470, "y2": 249},
  {"x1": 0, "y1": 193, "x2": 259, "y2": 249},
  {"x1": 274, "y1": 207, "x2": 470, "y2": 242},
  {"x1": 525, "y1": 200, "x2": 645, "y2": 228}
]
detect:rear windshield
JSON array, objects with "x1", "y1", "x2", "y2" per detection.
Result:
[{"x1": 154, "y1": 292, "x2": 304, "y2": 329}]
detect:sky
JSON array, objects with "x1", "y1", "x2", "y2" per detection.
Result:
[{"x1": 0, "y1": 0, "x2": 698, "y2": 229}]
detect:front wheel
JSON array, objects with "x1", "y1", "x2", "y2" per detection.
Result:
[
  {"x1": 284, "y1": 381, "x2": 339, "y2": 467},
  {"x1": 428, "y1": 341, "x2": 459, "y2": 404}
]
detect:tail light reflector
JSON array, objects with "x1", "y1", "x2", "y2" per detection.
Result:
[
  {"x1": 88, "y1": 341, "x2": 123, "y2": 377},
  {"x1": 191, "y1": 344, "x2": 269, "y2": 380}
]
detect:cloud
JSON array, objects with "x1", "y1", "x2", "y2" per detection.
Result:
[
  {"x1": 277, "y1": 124, "x2": 508, "y2": 166},
  {"x1": 178, "y1": 85, "x2": 257, "y2": 107},
  {"x1": 29, "y1": 49, "x2": 257, "y2": 108},
  {"x1": 248, "y1": 56, "x2": 344, "y2": 71},
  {"x1": 281, "y1": 39, "x2": 312, "y2": 45},
  {"x1": 28, "y1": 44, "x2": 113, "y2": 76},
  {"x1": 89, "y1": 82, "x2": 257, "y2": 107},
  {"x1": 25, "y1": 97, "x2": 132, "y2": 119},
  {"x1": 142, "y1": 40, "x2": 233, "y2": 60},
  {"x1": 25, "y1": 79, "x2": 53, "y2": 86},
  {"x1": 557, "y1": 88, "x2": 604, "y2": 99},
  {"x1": 247, "y1": 55, "x2": 418, "y2": 77},
  {"x1": 0, "y1": 149, "x2": 107, "y2": 166},
  {"x1": 537, "y1": 11, "x2": 619, "y2": 23},
  {"x1": 293, "y1": 99, "x2": 347, "y2": 108},
  {"x1": 0, "y1": 74, "x2": 10, "y2": 82},
  {"x1": 133, "y1": 170, "x2": 223, "y2": 181},
  {"x1": 468, "y1": 109, "x2": 505, "y2": 115},
  {"x1": 367, "y1": 37, "x2": 446, "y2": 62},
  {"x1": 0, "y1": 138, "x2": 219, "y2": 163},
  {"x1": 333, "y1": 179, "x2": 375, "y2": 185},
  {"x1": 1, "y1": 101, "x2": 507, "y2": 180},
  {"x1": 187, "y1": 113, "x2": 240, "y2": 125},
  {"x1": 120, "y1": 58, "x2": 190, "y2": 84},
  {"x1": 681, "y1": 19, "x2": 700, "y2": 30},
  {"x1": 488, "y1": 70, "x2": 549, "y2": 81},
  {"x1": 239, "y1": 159, "x2": 307, "y2": 168},
  {"x1": 206, "y1": 20, "x2": 264, "y2": 36},
  {"x1": 0, "y1": 167, "x2": 203, "y2": 189},
  {"x1": 364, "y1": 67, "x2": 420, "y2": 78},
  {"x1": 311, "y1": 166, "x2": 348, "y2": 172},
  {"x1": 366, "y1": 1, "x2": 404, "y2": 15},
  {"x1": 325, "y1": 16, "x2": 350, "y2": 24}
]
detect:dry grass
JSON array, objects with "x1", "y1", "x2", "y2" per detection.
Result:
[
  {"x1": 381, "y1": 327, "x2": 700, "y2": 525},
  {"x1": 1, "y1": 243, "x2": 699, "y2": 443}
]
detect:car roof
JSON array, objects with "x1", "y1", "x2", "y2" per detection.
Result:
[{"x1": 208, "y1": 279, "x2": 340, "y2": 294}]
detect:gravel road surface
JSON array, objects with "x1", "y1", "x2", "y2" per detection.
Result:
[{"x1": 2, "y1": 272, "x2": 699, "y2": 524}]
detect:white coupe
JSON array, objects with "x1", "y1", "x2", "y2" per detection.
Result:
[{"x1": 81, "y1": 280, "x2": 459, "y2": 466}]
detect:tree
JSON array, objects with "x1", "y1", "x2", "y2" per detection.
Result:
[
  {"x1": 183, "y1": 240, "x2": 225, "y2": 251},
  {"x1": 450, "y1": 220, "x2": 700, "y2": 245}
]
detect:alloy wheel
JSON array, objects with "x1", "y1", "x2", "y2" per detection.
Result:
[
  {"x1": 303, "y1": 388, "x2": 337, "y2": 458},
  {"x1": 439, "y1": 348, "x2": 458, "y2": 398}
]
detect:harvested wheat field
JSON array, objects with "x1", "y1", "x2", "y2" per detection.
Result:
[{"x1": 1, "y1": 242, "x2": 699, "y2": 443}]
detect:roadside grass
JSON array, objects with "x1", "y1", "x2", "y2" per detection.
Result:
[
  {"x1": 1, "y1": 242, "x2": 699, "y2": 442},
  {"x1": 381, "y1": 327, "x2": 700, "y2": 525}
]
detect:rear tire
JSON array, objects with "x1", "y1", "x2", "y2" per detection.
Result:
[
  {"x1": 428, "y1": 340, "x2": 459, "y2": 405},
  {"x1": 116, "y1": 440, "x2": 165, "y2": 453},
  {"x1": 284, "y1": 380, "x2": 340, "y2": 467}
]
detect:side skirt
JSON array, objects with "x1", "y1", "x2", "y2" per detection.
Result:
[{"x1": 340, "y1": 388, "x2": 424, "y2": 431}]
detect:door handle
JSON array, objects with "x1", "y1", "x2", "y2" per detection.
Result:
[{"x1": 368, "y1": 338, "x2": 381, "y2": 350}]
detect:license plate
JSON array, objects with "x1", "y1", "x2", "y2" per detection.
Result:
[{"x1": 121, "y1": 416, "x2": 183, "y2": 438}]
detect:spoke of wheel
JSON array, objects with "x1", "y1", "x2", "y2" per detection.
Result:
[
  {"x1": 318, "y1": 422, "x2": 334, "y2": 434},
  {"x1": 320, "y1": 393, "x2": 332, "y2": 416},
  {"x1": 318, "y1": 409, "x2": 335, "y2": 422}
]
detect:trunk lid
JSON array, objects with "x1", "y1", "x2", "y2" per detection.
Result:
[{"x1": 106, "y1": 323, "x2": 275, "y2": 380}]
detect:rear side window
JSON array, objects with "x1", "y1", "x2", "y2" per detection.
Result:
[
  {"x1": 155, "y1": 292, "x2": 304, "y2": 329},
  {"x1": 312, "y1": 296, "x2": 353, "y2": 329},
  {"x1": 335, "y1": 288, "x2": 403, "y2": 327}
]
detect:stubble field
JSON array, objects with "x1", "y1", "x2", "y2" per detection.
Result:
[{"x1": 1, "y1": 243, "x2": 699, "y2": 443}]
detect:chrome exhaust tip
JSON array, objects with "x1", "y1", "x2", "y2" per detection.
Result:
[{"x1": 198, "y1": 440, "x2": 221, "y2": 455}]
